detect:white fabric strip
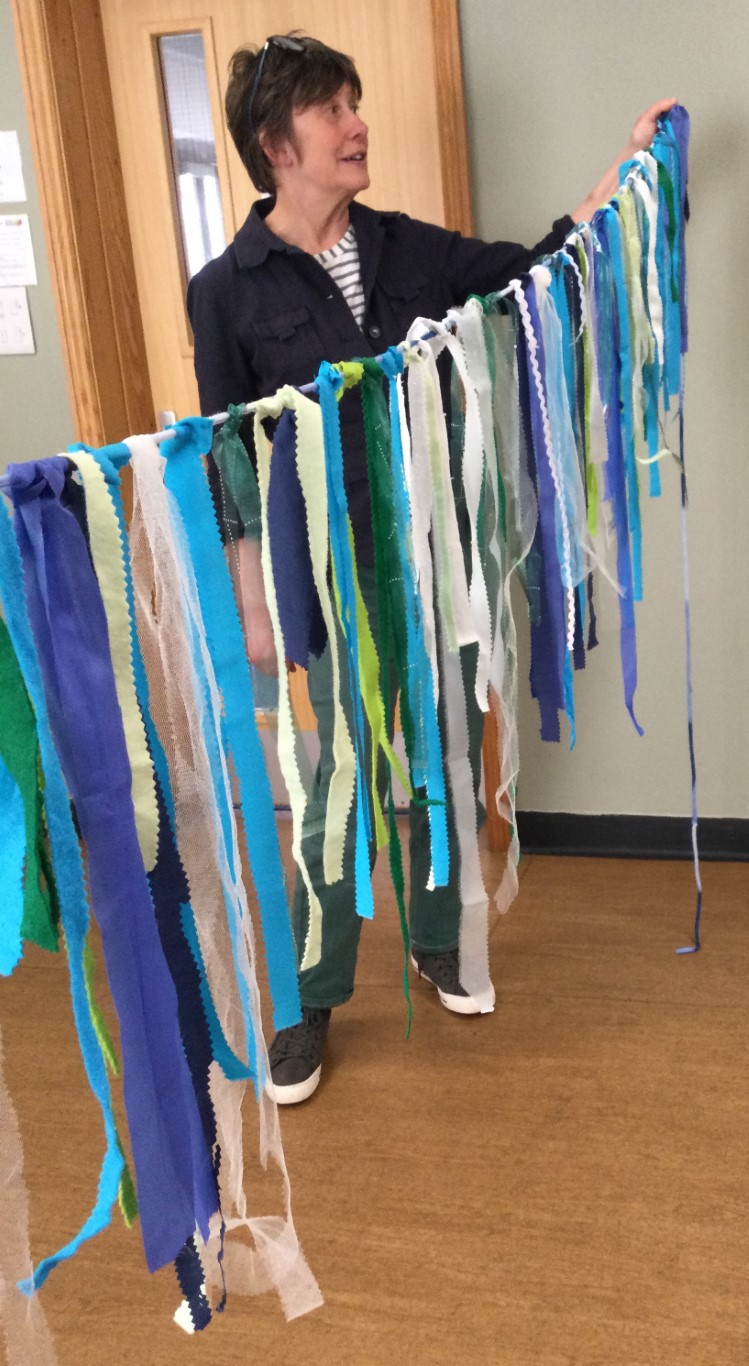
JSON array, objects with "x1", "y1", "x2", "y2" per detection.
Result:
[
  {"x1": 633, "y1": 151, "x2": 664, "y2": 362},
  {"x1": 405, "y1": 323, "x2": 477, "y2": 651},
  {"x1": 438, "y1": 619, "x2": 494, "y2": 1013},
  {"x1": 477, "y1": 306, "x2": 532, "y2": 916},
  {"x1": 127, "y1": 435, "x2": 247, "y2": 1063},
  {"x1": 252, "y1": 394, "x2": 325, "y2": 972},
  {"x1": 532, "y1": 268, "x2": 590, "y2": 592},
  {"x1": 0, "y1": 1023, "x2": 59, "y2": 1366},
  {"x1": 575, "y1": 228, "x2": 631, "y2": 594},
  {"x1": 509, "y1": 273, "x2": 576, "y2": 651},
  {"x1": 403, "y1": 347, "x2": 441, "y2": 698},
  {"x1": 406, "y1": 322, "x2": 492, "y2": 1002},
  {"x1": 288, "y1": 388, "x2": 356, "y2": 887},
  {"x1": 126, "y1": 434, "x2": 321, "y2": 1321},
  {"x1": 440, "y1": 306, "x2": 494, "y2": 713}
]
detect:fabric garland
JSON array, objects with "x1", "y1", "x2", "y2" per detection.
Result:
[{"x1": 0, "y1": 105, "x2": 699, "y2": 1342}]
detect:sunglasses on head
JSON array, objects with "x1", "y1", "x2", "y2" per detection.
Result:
[{"x1": 247, "y1": 35, "x2": 306, "y2": 137}]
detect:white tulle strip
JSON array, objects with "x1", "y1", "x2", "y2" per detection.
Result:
[
  {"x1": 0, "y1": 1022, "x2": 59, "y2": 1365},
  {"x1": 400, "y1": 330, "x2": 493, "y2": 1008},
  {"x1": 126, "y1": 435, "x2": 321, "y2": 1321}
]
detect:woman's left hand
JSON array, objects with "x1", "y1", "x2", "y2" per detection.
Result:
[
  {"x1": 627, "y1": 98, "x2": 679, "y2": 155},
  {"x1": 571, "y1": 96, "x2": 680, "y2": 223}
]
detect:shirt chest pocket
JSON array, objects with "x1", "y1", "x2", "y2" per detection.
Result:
[
  {"x1": 246, "y1": 304, "x2": 323, "y2": 388},
  {"x1": 377, "y1": 272, "x2": 435, "y2": 334}
]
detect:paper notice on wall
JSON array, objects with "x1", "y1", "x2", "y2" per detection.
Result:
[
  {"x1": 0, "y1": 132, "x2": 27, "y2": 203},
  {"x1": 0, "y1": 214, "x2": 37, "y2": 287},
  {"x1": 0, "y1": 287, "x2": 35, "y2": 355}
]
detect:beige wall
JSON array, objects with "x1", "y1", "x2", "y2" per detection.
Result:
[
  {"x1": 0, "y1": 0, "x2": 74, "y2": 471},
  {"x1": 459, "y1": 0, "x2": 749, "y2": 820}
]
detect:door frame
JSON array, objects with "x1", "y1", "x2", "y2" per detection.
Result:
[{"x1": 11, "y1": 0, "x2": 474, "y2": 447}]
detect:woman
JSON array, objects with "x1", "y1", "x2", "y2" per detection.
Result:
[{"x1": 187, "y1": 33, "x2": 675, "y2": 1105}]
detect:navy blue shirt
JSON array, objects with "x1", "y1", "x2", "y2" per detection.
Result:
[{"x1": 187, "y1": 197, "x2": 573, "y2": 561}]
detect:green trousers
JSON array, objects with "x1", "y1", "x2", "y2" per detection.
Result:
[{"x1": 291, "y1": 567, "x2": 484, "y2": 1008}]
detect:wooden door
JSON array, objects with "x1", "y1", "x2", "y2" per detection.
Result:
[{"x1": 99, "y1": 0, "x2": 472, "y2": 423}]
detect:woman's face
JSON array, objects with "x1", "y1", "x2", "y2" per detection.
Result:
[{"x1": 276, "y1": 82, "x2": 369, "y2": 200}]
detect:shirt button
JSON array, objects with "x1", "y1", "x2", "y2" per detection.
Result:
[{"x1": 368, "y1": 323, "x2": 382, "y2": 340}]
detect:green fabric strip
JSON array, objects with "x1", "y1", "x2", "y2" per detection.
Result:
[
  {"x1": 116, "y1": 1135, "x2": 138, "y2": 1227},
  {"x1": 83, "y1": 935, "x2": 119, "y2": 1076},
  {"x1": 350, "y1": 535, "x2": 411, "y2": 838},
  {"x1": 339, "y1": 361, "x2": 413, "y2": 1021},
  {"x1": 0, "y1": 615, "x2": 57, "y2": 952},
  {"x1": 211, "y1": 404, "x2": 263, "y2": 541},
  {"x1": 358, "y1": 359, "x2": 415, "y2": 759}
]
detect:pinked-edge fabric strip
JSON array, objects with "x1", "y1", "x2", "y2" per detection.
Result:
[{"x1": 0, "y1": 495, "x2": 125, "y2": 1292}]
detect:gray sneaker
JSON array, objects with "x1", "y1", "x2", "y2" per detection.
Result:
[
  {"x1": 410, "y1": 947, "x2": 495, "y2": 1015},
  {"x1": 267, "y1": 1006, "x2": 331, "y2": 1105}
]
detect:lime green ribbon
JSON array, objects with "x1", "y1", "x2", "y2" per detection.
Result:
[{"x1": 82, "y1": 933, "x2": 137, "y2": 1225}]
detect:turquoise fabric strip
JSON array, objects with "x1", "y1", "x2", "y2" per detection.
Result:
[
  {"x1": 379, "y1": 347, "x2": 449, "y2": 887},
  {"x1": 0, "y1": 754, "x2": 26, "y2": 976},
  {"x1": 180, "y1": 902, "x2": 254, "y2": 1082},
  {"x1": 600, "y1": 205, "x2": 643, "y2": 603},
  {"x1": 0, "y1": 499, "x2": 124, "y2": 1293},
  {"x1": 162, "y1": 418, "x2": 302, "y2": 1034},
  {"x1": 168, "y1": 490, "x2": 259, "y2": 1079}
]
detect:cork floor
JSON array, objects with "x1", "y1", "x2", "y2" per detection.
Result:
[{"x1": 2, "y1": 833, "x2": 748, "y2": 1366}]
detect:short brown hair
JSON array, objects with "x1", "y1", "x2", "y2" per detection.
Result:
[{"x1": 225, "y1": 33, "x2": 363, "y2": 195}]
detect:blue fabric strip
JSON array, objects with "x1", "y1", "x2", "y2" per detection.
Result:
[
  {"x1": 267, "y1": 408, "x2": 327, "y2": 666},
  {"x1": 588, "y1": 223, "x2": 644, "y2": 736},
  {"x1": 174, "y1": 1236, "x2": 212, "y2": 1333},
  {"x1": 74, "y1": 442, "x2": 236, "y2": 1191},
  {"x1": 180, "y1": 902, "x2": 254, "y2": 1081},
  {"x1": 518, "y1": 277, "x2": 568, "y2": 743},
  {"x1": 0, "y1": 495, "x2": 124, "y2": 1291},
  {"x1": 6, "y1": 460, "x2": 216, "y2": 1275}
]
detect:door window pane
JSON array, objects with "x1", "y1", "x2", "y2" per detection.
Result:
[{"x1": 158, "y1": 32, "x2": 226, "y2": 281}]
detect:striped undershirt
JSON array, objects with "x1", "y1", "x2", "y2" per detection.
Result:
[{"x1": 314, "y1": 224, "x2": 366, "y2": 326}]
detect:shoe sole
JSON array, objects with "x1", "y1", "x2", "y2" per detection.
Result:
[
  {"x1": 266, "y1": 1063, "x2": 322, "y2": 1106},
  {"x1": 410, "y1": 955, "x2": 494, "y2": 1015}
]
